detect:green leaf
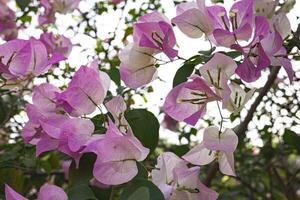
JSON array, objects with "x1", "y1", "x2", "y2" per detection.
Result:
[
  {"x1": 283, "y1": 129, "x2": 300, "y2": 154},
  {"x1": 108, "y1": 67, "x2": 121, "y2": 86},
  {"x1": 0, "y1": 98, "x2": 7, "y2": 124},
  {"x1": 91, "y1": 114, "x2": 107, "y2": 134},
  {"x1": 91, "y1": 186, "x2": 111, "y2": 200},
  {"x1": 16, "y1": 0, "x2": 31, "y2": 10},
  {"x1": 134, "y1": 162, "x2": 148, "y2": 180},
  {"x1": 172, "y1": 144, "x2": 190, "y2": 157},
  {"x1": 68, "y1": 184, "x2": 97, "y2": 200},
  {"x1": 173, "y1": 63, "x2": 195, "y2": 87},
  {"x1": 198, "y1": 47, "x2": 216, "y2": 55},
  {"x1": 121, "y1": 179, "x2": 164, "y2": 200},
  {"x1": 223, "y1": 51, "x2": 242, "y2": 59},
  {"x1": 125, "y1": 109, "x2": 159, "y2": 153},
  {"x1": 69, "y1": 153, "x2": 96, "y2": 186}
]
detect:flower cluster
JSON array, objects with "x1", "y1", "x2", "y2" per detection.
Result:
[
  {"x1": 2, "y1": 0, "x2": 295, "y2": 199},
  {"x1": 115, "y1": 0, "x2": 294, "y2": 198},
  {"x1": 21, "y1": 60, "x2": 150, "y2": 186},
  {"x1": 151, "y1": 152, "x2": 219, "y2": 199},
  {"x1": 119, "y1": 11, "x2": 178, "y2": 88},
  {"x1": 0, "y1": 37, "x2": 66, "y2": 89}
]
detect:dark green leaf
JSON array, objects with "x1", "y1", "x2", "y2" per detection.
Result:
[
  {"x1": 16, "y1": 0, "x2": 31, "y2": 10},
  {"x1": 68, "y1": 184, "x2": 97, "y2": 200},
  {"x1": 283, "y1": 129, "x2": 300, "y2": 153},
  {"x1": 172, "y1": 144, "x2": 189, "y2": 157},
  {"x1": 91, "y1": 114, "x2": 107, "y2": 134},
  {"x1": 108, "y1": 67, "x2": 121, "y2": 86},
  {"x1": 173, "y1": 63, "x2": 195, "y2": 87},
  {"x1": 121, "y1": 179, "x2": 164, "y2": 200},
  {"x1": 134, "y1": 162, "x2": 148, "y2": 180},
  {"x1": 91, "y1": 186, "x2": 112, "y2": 200},
  {"x1": 198, "y1": 47, "x2": 216, "y2": 55},
  {"x1": 69, "y1": 153, "x2": 97, "y2": 186},
  {"x1": 125, "y1": 109, "x2": 159, "y2": 153}
]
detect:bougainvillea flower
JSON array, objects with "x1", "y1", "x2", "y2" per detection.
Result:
[
  {"x1": 233, "y1": 16, "x2": 271, "y2": 82},
  {"x1": 22, "y1": 105, "x2": 68, "y2": 156},
  {"x1": 62, "y1": 160, "x2": 72, "y2": 179},
  {"x1": 199, "y1": 53, "x2": 237, "y2": 105},
  {"x1": 39, "y1": 0, "x2": 56, "y2": 26},
  {"x1": 271, "y1": 12, "x2": 291, "y2": 39},
  {"x1": 5, "y1": 184, "x2": 68, "y2": 200},
  {"x1": 163, "y1": 75, "x2": 221, "y2": 126},
  {"x1": 183, "y1": 126, "x2": 238, "y2": 176},
  {"x1": 39, "y1": 32, "x2": 73, "y2": 57},
  {"x1": 0, "y1": 1, "x2": 18, "y2": 41},
  {"x1": 133, "y1": 11, "x2": 178, "y2": 59},
  {"x1": 5, "y1": 184, "x2": 27, "y2": 200},
  {"x1": 224, "y1": 82, "x2": 255, "y2": 114},
  {"x1": 32, "y1": 83, "x2": 61, "y2": 113},
  {"x1": 22, "y1": 83, "x2": 74, "y2": 157},
  {"x1": 261, "y1": 30, "x2": 294, "y2": 83},
  {"x1": 162, "y1": 114, "x2": 179, "y2": 132},
  {"x1": 170, "y1": 167, "x2": 219, "y2": 200},
  {"x1": 56, "y1": 60, "x2": 110, "y2": 117},
  {"x1": 37, "y1": 183, "x2": 68, "y2": 200},
  {"x1": 151, "y1": 152, "x2": 188, "y2": 198},
  {"x1": 110, "y1": 0, "x2": 124, "y2": 4},
  {"x1": 209, "y1": 0, "x2": 254, "y2": 47},
  {"x1": 0, "y1": 38, "x2": 65, "y2": 85},
  {"x1": 59, "y1": 118, "x2": 94, "y2": 153},
  {"x1": 85, "y1": 119, "x2": 149, "y2": 185},
  {"x1": 105, "y1": 96, "x2": 133, "y2": 135},
  {"x1": 119, "y1": 43, "x2": 157, "y2": 89},
  {"x1": 172, "y1": 0, "x2": 213, "y2": 38}
]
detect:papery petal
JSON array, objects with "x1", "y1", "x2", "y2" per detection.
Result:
[
  {"x1": 5, "y1": 184, "x2": 27, "y2": 200},
  {"x1": 172, "y1": 166, "x2": 219, "y2": 200},
  {"x1": 272, "y1": 12, "x2": 291, "y2": 39},
  {"x1": 230, "y1": 0, "x2": 254, "y2": 29},
  {"x1": 95, "y1": 120, "x2": 149, "y2": 163},
  {"x1": 253, "y1": 16, "x2": 270, "y2": 40},
  {"x1": 40, "y1": 115, "x2": 68, "y2": 139},
  {"x1": 218, "y1": 152, "x2": 236, "y2": 176},
  {"x1": 182, "y1": 143, "x2": 215, "y2": 165},
  {"x1": 207, "y1": 5, "x2": 230, "y2": 30},
  {"x1": 32, "y1": 83, "x2": 60, "y2": 112},
  {"x1": 199, "y1": 53, "x2": 237, "y2": 81},
  {"x1": 36, "y1": 134, "x2": 59, "y2": 156},
  {"x1": 172, "y1": 8, "x2": 211, "y2": 38},
  {"x1": 93, "y1": 159, "x2": 138, "y2": 185},
  {"x1": 60, "y1": 118, "x2": 94, "y2": 152},
  {"x1": 56, "y1": 64, "x2": 110, "y2": 116},
  {"x1": 261, "y1": 31, "x2": 282, "y2": 56},
  {"x1": 281, "y1": 58, "x2": 294, "y2": 83},
  {"x1": 235, "y1": 58, "x2": 261, "y2": 82},
  {"x1": 119, "y1": 43, "x2": 155, "y2": 71},
  {"x1": 152, "y1": 152, "x2": 187, "y2": 186},
  {"x1": 120, "y1": 63, "x2": 157, "y2": 89},
  {"x1": 37, "y1": 184, "x2": 68, "y2": 200},
  {"x1": 213, "y1": 29, "x2": 236, "y2": 47},
  {"x1": 203, "y1": 126, "x2": 238, "y2": 152}
]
